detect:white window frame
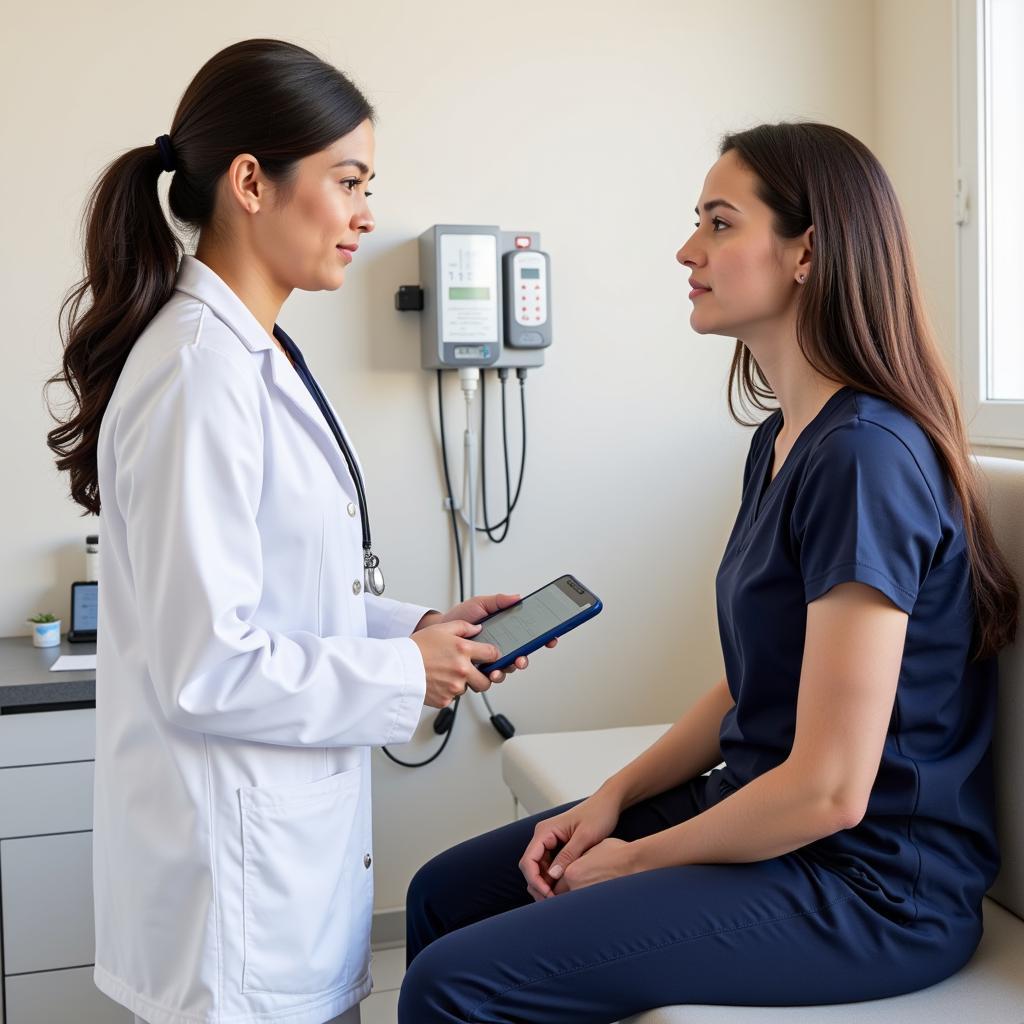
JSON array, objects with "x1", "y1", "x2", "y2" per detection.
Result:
[{"x1": 956, "y1": 0, "x2": 1024, "y2": 446}]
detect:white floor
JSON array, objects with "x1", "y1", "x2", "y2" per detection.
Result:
[{"x1": 361, "y1": 945, "x2": 406, "y2": 1024}]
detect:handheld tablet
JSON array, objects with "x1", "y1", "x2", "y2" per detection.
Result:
[{"x1": 473, "y1": 574, "x2": 602, "y2": 675}]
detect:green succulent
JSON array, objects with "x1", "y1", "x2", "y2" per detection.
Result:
[{"x1": 27, "y1": 613, "x2": 59, "y2": 624}]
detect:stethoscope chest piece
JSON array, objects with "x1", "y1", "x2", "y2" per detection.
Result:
[{"x1": 364, "y1": 552, "x2": 386, "y2": 596}]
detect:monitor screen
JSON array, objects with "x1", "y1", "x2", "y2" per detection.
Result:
[{"x1": 73, "y1": 582, "x2": 98, "y2": 632}]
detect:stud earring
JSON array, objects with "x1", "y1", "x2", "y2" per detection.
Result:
[{"x1": 797, "y1": 273, "x2": 806, "y2": 283}]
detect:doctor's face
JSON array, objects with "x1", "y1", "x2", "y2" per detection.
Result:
[
  {"x1": 675, "y1": 150, "x2": 803, "y2": 339},
  {"x1": 258, "y1": 119, "x2": 376, "y2": 292}
]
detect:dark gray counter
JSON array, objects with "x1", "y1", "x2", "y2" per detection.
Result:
[{"x1": 0, "y1": 635, "x2": 97, "y2": 712}]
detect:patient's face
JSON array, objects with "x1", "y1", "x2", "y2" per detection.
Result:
[{"x1": 676, "y1": 150, "x2": 801, "y2": 340}]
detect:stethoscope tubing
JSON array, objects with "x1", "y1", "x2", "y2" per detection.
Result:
[{"x1": 272, "y1": 325, "x2": 383, "y2": 592}]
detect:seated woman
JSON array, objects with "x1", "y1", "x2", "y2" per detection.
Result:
[{"x1": 397, "y1": 121, "x2": 1018, "y2": 1023}]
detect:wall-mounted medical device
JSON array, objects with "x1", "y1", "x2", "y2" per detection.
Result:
[
  {"x1": 498, "y1": 230, "x2": 553, "y2": 370},
  {"x1": 397, "y1": 224, "x2": 552, "y2": 370},
  {"x1": 386, "y1": 223, "x2": 553, "y2": 769}
]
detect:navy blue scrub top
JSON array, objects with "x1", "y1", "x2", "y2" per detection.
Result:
[{"x1": 709, "y1": 387, "x2": 999, "y2": 924}]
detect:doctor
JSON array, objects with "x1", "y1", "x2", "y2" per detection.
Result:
[{"x1": 45, "y1": 38, "x2": 547, "y2": 1024}]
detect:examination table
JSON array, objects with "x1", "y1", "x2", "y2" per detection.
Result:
[{"x1": 501, "y1": 456, "x2": 1024, "y2": 1022}]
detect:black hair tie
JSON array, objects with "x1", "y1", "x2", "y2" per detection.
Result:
[{"x1": 155, "y1": 134, "x2": 176, "y2": 173}]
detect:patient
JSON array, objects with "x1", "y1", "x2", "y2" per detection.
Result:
[{"x1": 398, "y1": 122, "x2": 1018, "y2": 1023}]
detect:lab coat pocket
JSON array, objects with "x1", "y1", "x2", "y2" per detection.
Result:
[{"x1": 239, "y1": 767, "x2": 366, "y2": 995}]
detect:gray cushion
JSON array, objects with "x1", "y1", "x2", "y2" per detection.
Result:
[{"x1": 977, "y1": 457, "x2": 1024, "y2": 918}]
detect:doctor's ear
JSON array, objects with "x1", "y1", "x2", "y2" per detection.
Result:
[{"x1": 224, "y1": 153, "x2": 267, "y2": 215}]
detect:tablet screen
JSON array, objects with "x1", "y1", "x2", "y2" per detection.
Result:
[{"x1": 475, "y1": 578, "x2": 592, "y2": 658}]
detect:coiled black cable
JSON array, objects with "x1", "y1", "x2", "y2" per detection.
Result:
[
  {"x1": 480, "y1": 370, "x2": 527, "y2": 541},
  {"x1": 379, "y1": 371, "x2": 467, "y2": 768}
]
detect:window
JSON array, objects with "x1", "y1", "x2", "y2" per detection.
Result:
[{"x1": 956, "y1": 0, "x2": 1024, "y2": 445}]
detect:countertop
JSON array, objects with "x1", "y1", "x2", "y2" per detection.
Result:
[{"x1": 0, "y1": 635, "x2": 97, "y2": 711}]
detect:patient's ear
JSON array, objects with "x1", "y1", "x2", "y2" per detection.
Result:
[{"x1": 795, "y1": 225, "x2": 814, "y2": 283}]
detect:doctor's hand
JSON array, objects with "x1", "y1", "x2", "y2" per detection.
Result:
[
  {"x1": 440, "y1": 592, "x2": 520, "y2": 627},
  {"x1": 519, "y1": 788, "x2": 623, "y2": 901},
  {"x1": 411, "y1": 620, "x2": 502, "y2": 709},
  {"x1": 419, "y1": 594, "x2": 559, "y2": 683}
]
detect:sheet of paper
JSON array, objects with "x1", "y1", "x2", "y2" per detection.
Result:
[{"x1": 49, "y1": 654, "x2": 97, "y2": 672}]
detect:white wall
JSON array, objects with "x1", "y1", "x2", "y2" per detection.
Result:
[
  {"x1": 2, "y1": 0, "x2": 874, "y2": 909},
  {"x1": 873, "y1": 0, "x2": 957, "y2": 371}
]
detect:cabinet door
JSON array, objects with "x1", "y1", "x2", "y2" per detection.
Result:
[
  {"x1": 0, "y1": 762, "x2": 94, "y2": 839},
  {"x1": 1, "y1": 832, "x2": 93, "y2": 974},
  {"x1": 0, "y1": 709, "x2": 95, "y2": 768},
  {"x1": 4, "y1": 965, "x2": 133, "y2": 1024}
]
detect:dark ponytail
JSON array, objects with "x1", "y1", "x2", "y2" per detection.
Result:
[
  {"x1": 46, "y1": 146, "x2": 179, "y2": 516},
  {"x1": 46, "y1": 39, "x2": 376, "y2": 515}
]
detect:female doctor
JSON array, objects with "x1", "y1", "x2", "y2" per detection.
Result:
[{"x1": 45, "y1": 38, "x2": 547, "y2": 1024}]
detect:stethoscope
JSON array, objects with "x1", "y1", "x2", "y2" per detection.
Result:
[{"x1": 272, "y1": 325, "x2": 386, "y2": 596}]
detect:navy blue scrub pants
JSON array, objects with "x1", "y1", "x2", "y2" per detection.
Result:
[{"x1": 400, "y1": 776, "x2": 981, "y2": 1023}]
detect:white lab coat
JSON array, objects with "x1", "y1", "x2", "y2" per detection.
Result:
[{"x1": 92, "y1": 255, "x2": 429, "y2": 1024}]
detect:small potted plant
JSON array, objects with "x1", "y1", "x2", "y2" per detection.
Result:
[{"x1": 27, "y1": 612, "x2": 61, "y2": 648}]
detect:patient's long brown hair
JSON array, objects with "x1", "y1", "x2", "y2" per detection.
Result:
[{"x1": 721, "y1": 122, "x2": 1017, "y2": 660}]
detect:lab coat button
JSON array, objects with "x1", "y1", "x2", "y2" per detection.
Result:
[
  {"x1": 347, "y1": 502, "x2": 357, "y2": 517},
  {"x1": 364, "y1": 853, "x2": 372, "y2": 869},
  {"x1": 353, "y1": 579, "x2": 362, "y2": 595}
]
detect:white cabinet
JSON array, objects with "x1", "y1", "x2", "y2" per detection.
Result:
[{"x1": 0, "y1": 709, "x2": 131, "y2": 1024}]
